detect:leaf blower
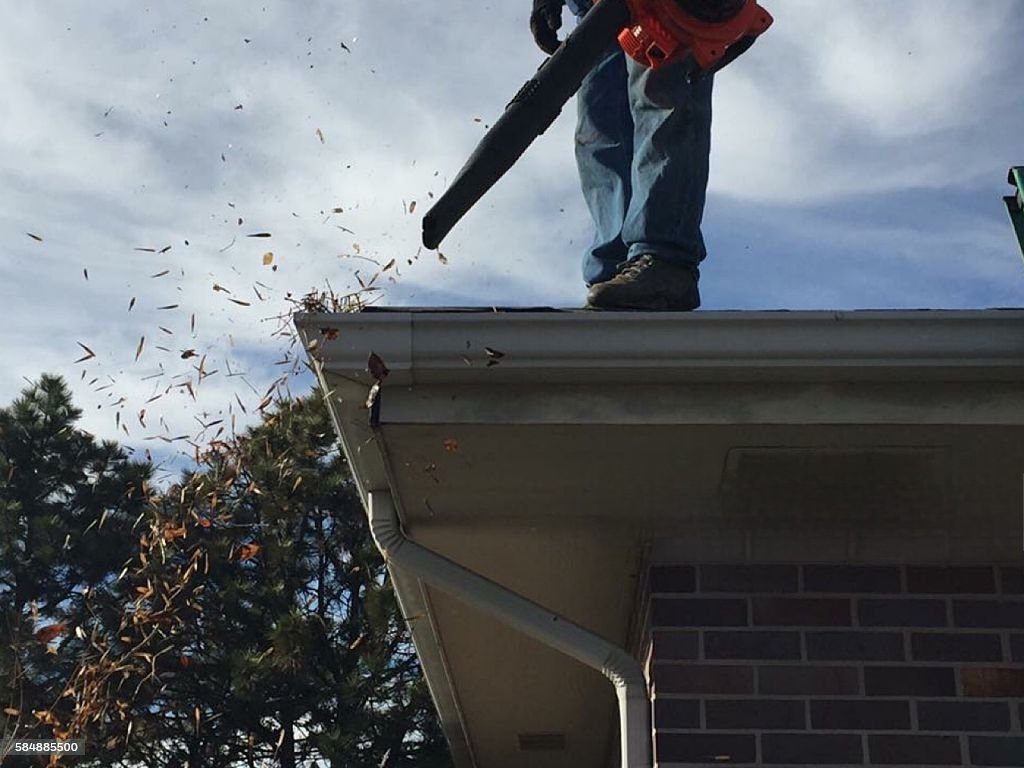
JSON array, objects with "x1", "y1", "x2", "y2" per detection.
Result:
[{"x1": 421, "y1": 0, "x2": 773, "y2": 250}]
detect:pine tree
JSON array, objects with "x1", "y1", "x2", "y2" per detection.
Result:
[
  {"x1": 60, "y1": 390, "x2": 453, "y2": 767},
  {"x1": 0, "y1": 375, "x2": 151, "y2": 761}
]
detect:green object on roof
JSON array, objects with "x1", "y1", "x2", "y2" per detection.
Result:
[{"x1": 1007, "y1": 166, "x2": 1024, "y2": 260}]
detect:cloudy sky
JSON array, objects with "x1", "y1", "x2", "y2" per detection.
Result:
[{"x1": 1, "y1": 0, "x2": 1022, "y2": 472}]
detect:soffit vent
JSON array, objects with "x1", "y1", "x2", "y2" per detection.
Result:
[
  {"x1": 518, "y1": 732, "x2": 566, "y2": 752},
  {"x1": 719, "y1": 446, "x2": 953, "y2": 522}
]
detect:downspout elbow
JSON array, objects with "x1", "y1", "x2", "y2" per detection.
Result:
[{"x1": 369, "y1": 497, "x2": 407, "y2": 557}]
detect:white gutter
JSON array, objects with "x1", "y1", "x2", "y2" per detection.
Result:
[
  {"x1": 367, "y1": 490, "x2": 651, "y2": 768},
  {"x1": 297, "y1": 310, "x2": 1024, "y2": 389}
]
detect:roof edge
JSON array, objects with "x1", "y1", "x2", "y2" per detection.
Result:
[{"x1": 296, "y1": 309, "x2": 1024, "y2": 387}]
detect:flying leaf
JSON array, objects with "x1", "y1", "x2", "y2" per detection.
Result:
[
  {"x1": 74, "y1": 342, "x2": 96, "y2": 363},
  {"x1": 128, "y1": 297, "x2": 136, "y2": 311},
  {"x1": 238, "y1": 543, "x2": 261, "y2": 561},
  {"x1": 367, "y1": 352, "x2": 389, "y2": 382},
  {"x1": 246, "y1": 232, "x2": 272, "y2": 238},
  {"x1": 27, "y1": 233, "x2": 43, "y2": 242},
  {"x1": 134, "y1": 247, "x2": 156, "y2": 253},
  {"x1": 162, "y1": 525, "x2": 187, "y2": 542},
  {"x1": 438, "y1": 251, "x2": 448, "y2": 265},
  {"x1": 443, "y1": 438, "x2": 458, "y2": 453},
  {"x1": 262, "y1": 251, "x2": 274, "y2": 266},
  {"x1": 151, "y1": 270, "x2": 169, "y2": 278},
  {"x1": 181, "y1": 349, "x2": 198, "y2": 359},
  {"x1": 213, "y1": 283, "x2": 231, "y2": 293},
  {"x1": 381, "y1": 258, "x2": 395, "y2": 272},
  {"x1": 134, "y1": 336, "x2": 145, "y2": 362},
  {"x1": 83, "y1": 268, "x2": 89, "y2": 280},
  {"x1": 3, "y1": 707, "x2": 19, "y2": 716},
  {"x1": 157, "y1": 304, "x2": 179, "y2": 310},
  {"x1": 228, "y1": 298, "x2": 251, "y2": 306},
  {"x1": 159, "y1": 245, "x2": 172, "y2": 254},
  {"x1": 483, "y1": 345, "x2": 505, "y2": 367},
  {"x1": 34, "y1": 624, "x2": 66, "y2": 644},
  {"x1": 315, "y1": 128, "x2": 325, "y2": 144},
  {"x1": 408, "y1": 201, "x2": 416, "y2": 214}
]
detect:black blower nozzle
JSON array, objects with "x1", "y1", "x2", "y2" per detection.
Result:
[{"x1": 421, "y1": 0, "x2": 631, "y2": 250}]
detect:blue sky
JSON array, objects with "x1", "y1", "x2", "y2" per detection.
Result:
[{"x1": 1, "y1": 0, "x2": 1022, "y2": 466}]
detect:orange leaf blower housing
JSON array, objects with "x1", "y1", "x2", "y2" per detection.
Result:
[{"x1": 618, "y1": 0, "x2": 773, "y2": 72}]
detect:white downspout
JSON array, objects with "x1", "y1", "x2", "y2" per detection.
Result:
[{"x1": 368, "y1": 490, "x2": 651, "y2": 768}]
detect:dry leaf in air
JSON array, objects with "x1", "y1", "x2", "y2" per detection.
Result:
[
  {"x1": 74, "y1": 342, "x2": 96, "y2": 363},
  {"x1": 34, "y1": 624, "x2": 66, "y2": 644},
  {"x1": 367, "y1": 352, "x2": 389, "y2": 381}
]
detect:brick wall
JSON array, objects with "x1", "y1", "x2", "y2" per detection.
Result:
[{"x1": 645, "y1": 564, "x2": 1024, "y2": 766}]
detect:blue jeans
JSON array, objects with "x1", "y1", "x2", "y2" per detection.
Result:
[{"x1": 570, "y1": 3, "x2": 714, "y2": 285}]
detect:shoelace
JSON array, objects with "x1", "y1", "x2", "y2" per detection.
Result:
[{"x1": 614, "y1": 255, "x2": 656, "y2": 279}]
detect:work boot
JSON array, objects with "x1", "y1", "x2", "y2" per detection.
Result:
[{"x1": 586, "y1": 254, "x2": 701, "y2": 311}]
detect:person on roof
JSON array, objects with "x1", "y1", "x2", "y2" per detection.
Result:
[{"x1": 530, "y1": 0, "x2": 734, "y2": 310}]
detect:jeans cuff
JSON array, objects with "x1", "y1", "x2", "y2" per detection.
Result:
[{"x1": 626, "y1": 242, "x2": 703, "y2": 271}]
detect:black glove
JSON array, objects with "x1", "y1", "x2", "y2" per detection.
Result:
[{"x1": 530, "y1": 0, "x2": 565, "y2": 55}]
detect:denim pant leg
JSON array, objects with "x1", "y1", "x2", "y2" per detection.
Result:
[
  {"x1": 622, "y1": 58, "x2": 714, "y2": 270},
  {"x1": 576, "y1": 46, "x2": 635, "y2": 286}
]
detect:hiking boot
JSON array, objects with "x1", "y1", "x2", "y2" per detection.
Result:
[{"x1": 586, "y1": 254, "x2": 701, "y2": 311}]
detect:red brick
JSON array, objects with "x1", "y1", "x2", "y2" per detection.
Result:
[
  {"x1": 999, "y1": 567, "x2": 1024, "y2": 594},
  {"x1": 650, "y1": 565, "x2": 696, "y2": 594},
  {"x1": 971, "y1": 736, "x2": 1024, "y2": 766},
  {"x1": 762, "y1": 733, "x2": 863, "y2": 765},
  {"x1": 651, "y1": 630, "x2": 699, "y2": 660},
  {"x1": 651, "y1": 598, "x2": 748, "y2": 628},
  {"x1": 865, "y1": 666, "x2": 955, "y2": 696},
  {"x1": 858, "y1": 598, "x2": 948, "y2": 627},
  {"x1": 652, "y1": 698, "x2": 700, "y2": 729},
  {"x1": 705, "y1": 631, "x2": 801, "y2": 660},
  {"x1": 651, "y1": 663, "x2": 754, "y2": 695},
  {"x1": 962, "y1": 668, "x2": 1024, "y2": 698},
  {"x1": 1011, "y1": 634, "x2": 1024, "y2": 662},
  {"x1": 806, "y1": 631, "x2": 904, "y2": 661},
  {"x1": 911, "y1": 632, "x2": 1003, "y2": 662},
  {"x1": 907, "y1": 566, "x2": 996, "y2": 594},
  {"x1": 753, "y1": 597, "x2": 852, "y2": 626},
  {"x1": 918, "y1": 701, "x2": 1011, "y2": 732},
  {"x1": 705, "y1": 699, "x2": 806, "y2": 730},
  {"x1": 811, "y1": 699, "x2": 910, "y2": 730},
  {"x1": 758, "y1": 665, "x2": 860, "y2": 695},
  {"x1": 656, "y1": 733, "x2": 755, "y2": 764},
  {"x1": 700, "y1": 564, "x2": 798, "y2": 593},
  {"x1": 869, "y1": 734, "x2": 961, "y2": 765},
  {"x1": 804, "y1": 565, "x2": 901, "y2": 593},
  {"x1": 954, "y1": 600, "x2": 1024, "y2": 628}
]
